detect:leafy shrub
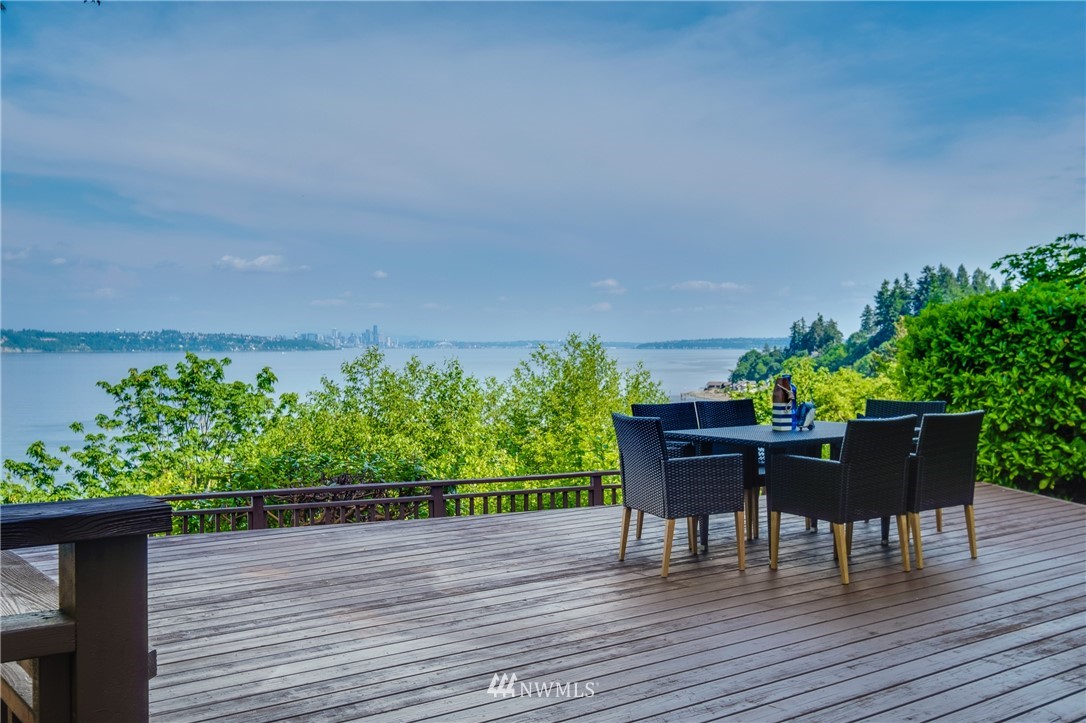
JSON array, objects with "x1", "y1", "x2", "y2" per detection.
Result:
[{"x1": 897, "y1": 281, "x2": 1086, "y2": 500}]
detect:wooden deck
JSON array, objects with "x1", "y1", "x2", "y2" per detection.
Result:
[{"x1": 16, "y1": 483, "x2": 1086, "y2": 721}]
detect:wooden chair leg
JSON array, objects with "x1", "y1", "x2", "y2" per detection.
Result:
[
  {"x1": 769, "y1": 511, "x2": 781, "y2": 569},
  {"x1": 805, "y1": 517, "x2": 811, "y2": 530},
  {"x1": 687, "y1": 517, "x2": 697, "y2": 553},
  {"x1": 897, "y1": 515, "x2": 911, "y2": 572},
  {"x1": 908, "y1": 512, "x2": 924, "y2": 569},
  {"x1": 936, "y1": 508, "x2": 943, "y2": 532},
  {"x1": 636, "y1": 510, "x2": 644, "y2": 539},
  {"x1": 661, "y1": 518, "x2": 676, "y2": 578},
  {"x1": 735, "y1": 511, "x2": 746, "y2": 571},
  {"x1": 619, "y1": 507, "x2": 632, "y2": 561},
  {"x1": 965, "y1": 505, "x2": 978, "y2": 558},
  {"x1": 832, "y1": 523, "x2": 849, "y2": 585}
]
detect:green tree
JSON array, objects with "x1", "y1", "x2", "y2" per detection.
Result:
[
  {"x1": 731, "y1": 345, "x2": 786, "y2": 382},
  {"x1": 2, "y1": 354, "x2": 284, "y2": 502},
  {"x1": 250, "y1": 346, "x2": 509, "y2": 488},
  {"x1": 495, "y1": 333, "x2": 666, "y2": 475},
  {"x1": 991, "y1": 233, "x2": 1085, "y2": 287}
]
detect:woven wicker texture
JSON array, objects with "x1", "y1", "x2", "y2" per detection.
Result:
[
  {"x1": 908, "y1": 410, "x2": 985, "y2": 512},
  {"x1": 695, "y1": 399, "x2": 757, "y2": 428},
  {"x1": 863, "y1": 399, "x2": 947, "y2": 421},
  {"x1": 631, "y1": 401, "x2": 698, "y2": 430},
  {"x1": 769, "y1": 415, "x2": 918, "y2": 524},
  {"x1": 612, "y1": 413, "x2": 744, "y2": 520},
  {"x1": 632, "y1": 401, "x2": 698, "y2": 458},
  {"x1": 694, "y1": 399, "x2": 765, "y2": 489}
]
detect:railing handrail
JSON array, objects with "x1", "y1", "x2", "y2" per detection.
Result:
[
  {"x1": 155, "y1": 470, "x2": 623, "y2": 534},
  {"x1": 158, "y1": 469, "x2": 621, "y2": 502},
  {"x1": 1, "y1": 494, "x2": 173, "y2": 550}
]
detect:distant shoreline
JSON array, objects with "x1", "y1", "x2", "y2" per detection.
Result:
[{"x1": 1, "y1": 329, "x2": 786, "y2": 354}]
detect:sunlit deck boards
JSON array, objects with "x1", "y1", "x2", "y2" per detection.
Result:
[{"x1": 18, "y1": 483, "x2": 1086, "y2": 721}]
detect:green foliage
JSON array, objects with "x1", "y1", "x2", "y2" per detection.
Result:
[
  {"x1": 780, "y1": 357, "x2": 899, "y2": 422},
  {"x1": 3, "y1": 334, "x2": 666, "y2": 506},
  {"x1": 787, "y1": 314, "x2": 843, "y2": 356},
  {"x1": 897, "y1": 281, "x2": 1086, "y2": 500},
  {"x1": 496, "y1": 333, "x2": 666, "y2": 475},
  {"x1": 991, "y1": 233, "x2": 1085, "y2": 287},
  {"x1": 730, "y1": 345, "x2": 786, "y2": 383},
  {"x1": 2, "y1": 354, "x2": 284, "y2": 502},
  {"x1": 249, "y1": 346, "x2": 508, "y2": 488}
]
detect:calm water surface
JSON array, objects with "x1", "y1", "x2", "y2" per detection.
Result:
[{"x1": 0, "y1": 347, "x2": 745, "y2": 464}]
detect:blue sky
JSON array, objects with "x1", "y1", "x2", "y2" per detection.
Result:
[{"x1": 2, "y1": 2, "x2": 1083, "y2": 343}]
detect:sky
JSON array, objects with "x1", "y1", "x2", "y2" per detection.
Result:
[{"x1": 1, "y1": 2, "x2": 1083, "y2": 344}]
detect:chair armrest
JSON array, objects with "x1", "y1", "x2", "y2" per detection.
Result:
[
  {"x1": 663, "y1": 454, "x2": 745, "y2": 518},
  {"x1": 768, "y1": 454, "x2": 843, "y2": 521}
]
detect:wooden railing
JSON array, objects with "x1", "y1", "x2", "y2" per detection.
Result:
[
  {"x1": 158, "y1": 470, "x2": 623, "y2": 534},
  {"x1": 0, "y1": 495, "x2": 172, "y2": 723}
]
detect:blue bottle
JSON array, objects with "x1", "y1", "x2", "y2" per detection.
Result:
[{"x1": 790, "y1": 380, "x2": 798, "y2": 430}]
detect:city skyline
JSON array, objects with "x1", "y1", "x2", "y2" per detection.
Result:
[{"x1": 2, "y1": 2, "x2": 1083, "y2": 343}]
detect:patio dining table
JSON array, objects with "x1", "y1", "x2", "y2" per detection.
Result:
[{"x1": 665, "y1": 422, "x2": 849, "y2": 546}]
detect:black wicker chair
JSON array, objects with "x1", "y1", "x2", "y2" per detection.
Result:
[
  {"x1": 863, "y1": 399, "x2": 947, "y2": 424},
  {"x1": 612, "y1": 413, "x2": 746, "y2": 577},
  {"x1": 767, "y1": 415, "x2": 918, "y2": 585},
  {"x1": 695, "y1": 398, "x2": 758, "y2": 429},
  {"x1": 907, "y1": 410, "x2": 985, "y2": 569},
  {"x1": 632, "y1": 401, "x2": 699, "y2": 457},
  {"x1": 630, "y1": 402, "x2": 699, "y2": 537},
  {"x1": 862, "y1": 399, "x2": 948, "y2": 542}
]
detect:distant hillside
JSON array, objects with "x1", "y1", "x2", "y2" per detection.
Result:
[
  {"x1": 0, "y1": 329, "x2": 334, "y2": 353},
  {"x1": 636, "y1": 337, "x2": 787, "y2": 350},
  {"x1": 1, "y1": 329, "x2": 788, "y2": 353}
]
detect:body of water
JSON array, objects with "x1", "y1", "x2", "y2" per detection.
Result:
[{"x1": 0, "y1": 347, "x2": 746, "y2": 465}]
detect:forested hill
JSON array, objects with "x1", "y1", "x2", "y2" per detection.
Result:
[
  {"x1": 0, "y1": 329, "x2": 334, "y2": 353},
  {"x1": 636, "y1": 338, "x2": 788, "y2": 350}
]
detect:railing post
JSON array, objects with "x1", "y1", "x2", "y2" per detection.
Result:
[
  {"x1": 589, "y1": 473, "x2": 604, "y2": 507},
  {"x1": 430, "y1": 484, "x2": 446, "y2": 518},
  {"x1": 251, "y1": 494, "x2": 267, "y2": 530},
  {"x1": 1, "y1": 495, "x2": 172, "y2": 723}
]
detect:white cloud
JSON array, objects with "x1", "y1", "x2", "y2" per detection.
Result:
[
  {"x1": 50, "y1": 257, "x2": 67, "y2": 266},
  {"x1": 591, "y1": 278, "x2": 626, "y2": 295},
  {"x1": 672, "y1": 280, "x2": 744, "y2": 292},
  {"x1": 216, "y1": 254, "x2": 289, "y2": 273},
  {"x1": 590, "y1": 302, "x2": 613, "y2": 312},
  {"x1": 2, "y1": 248, "x2": 29, "y2": 262},
  {"x1": 372, "y1": 270, "x2": 388, "y2": 279},
  {"x1": 310, "y1": 298, "x2": 346, "y2": 307}
]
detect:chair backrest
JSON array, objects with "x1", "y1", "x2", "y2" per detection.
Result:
[
  {"x1": 695, "y1": 399, "x2": 757, "y2": 428},
  {"x1": 611, "y1": 413, "x2": 667, "y2": 516},
  {"x1": 839, "y1": 415, "x2": 919, "y2": 516},
  {"x1": 864, "y1": 399, "x2": 946, "y2": 423},
  {"x1": 630, "y1": 401, "x2": 698, "y2": 431},
  {"x1": 909, "y1": 410, "x2": 985, "y2": 511}
]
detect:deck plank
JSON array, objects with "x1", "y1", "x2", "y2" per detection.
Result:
[{"x1": 8, "y1": 483, "x2": 1084, "y2": 722}]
